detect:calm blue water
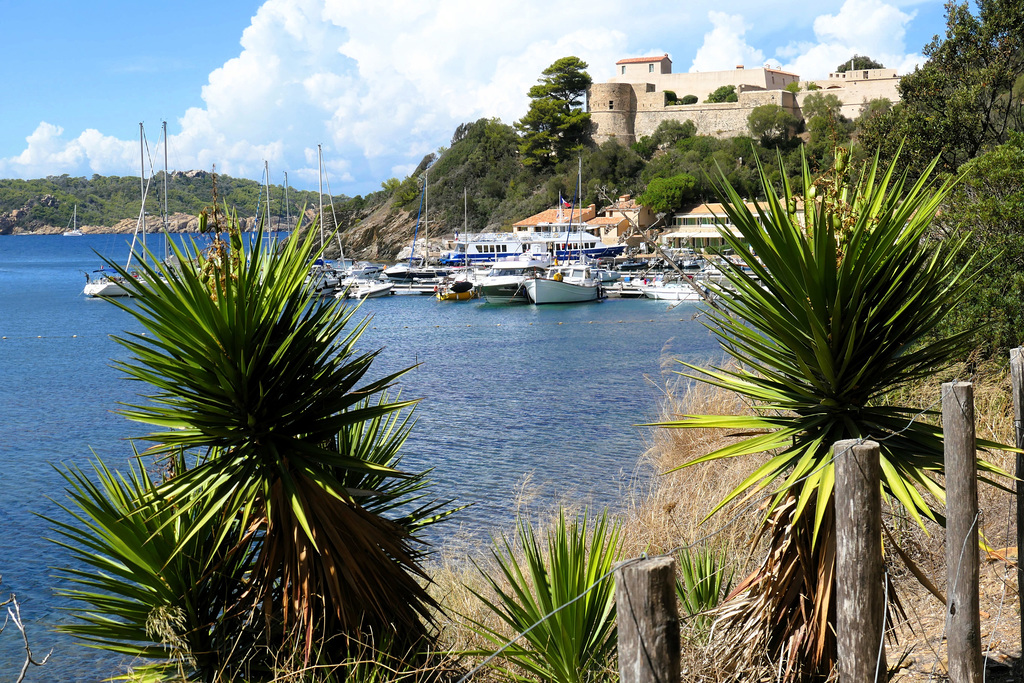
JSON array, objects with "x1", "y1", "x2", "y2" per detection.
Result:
[{"x1": 0, "y1": 233, "x2": 720, "y2": 681}]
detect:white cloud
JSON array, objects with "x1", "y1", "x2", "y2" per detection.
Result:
[
  {"x1": 690, "y1": 12, "x2": 765, "y2": 72},
  {"x1": 778, "y1": 0, "x2": 923, "y2": 78},
  {"x1": 0, "y1": 123, "x2": 136, "y2": 178},
  {"x1": 2, "y1": 0, "x2": 632, "y2": 193},
  {"x1": 0, "y1": 0, "x2": 935, "y2": 193}
]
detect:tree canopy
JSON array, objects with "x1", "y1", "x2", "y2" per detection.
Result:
[
  {"x1": 859, "y1": 0, "x2": 1024, "y2": 174},
  {"x1": 638, "y1": 173, "x2": 699, "y2": 213},
  {"x1": 934, "y1": 133, "x2": 1024, "y2": 356},
  {"x1": 706, "y1": 85, "x2": 739, "y2": 103},
  {"x1": 835, "y1": 54, "x2": 885, "y2": 72},
  {"x1": 515, "y1": 57, "x2": 593, "y2": 168},
  {"x1": 748, "y1": 104, "x2": 800, "y2": 148}
]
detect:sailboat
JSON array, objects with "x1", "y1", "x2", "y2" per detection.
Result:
[
  {"x1": 63, "y1": 205, "x2": 83, "y2": 236},
  {"x1": 83, "y1": 123, "x2": 151, "y2": 298},
  {"x1": 383, "y1": 166, "x2": 452, "y2": 282}
]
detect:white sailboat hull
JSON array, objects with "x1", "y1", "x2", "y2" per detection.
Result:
[
  {"x1": 524, "y1": 277, "x2": 599, "y2": 304},
  {"x1": 84, "y1": 279, "x2": 131, "y2": 298}
]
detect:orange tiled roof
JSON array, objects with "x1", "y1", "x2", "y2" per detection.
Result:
[
  {"x1": 513, "y1": 204, "x2": 597, "y2": 227},
  {"x1": 616, "y1": 54, "x2": 671, "y2": 65},
  {"x1": 587, "y1": 216, "x2": 626, "y2": 226}
]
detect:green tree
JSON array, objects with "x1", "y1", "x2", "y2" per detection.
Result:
[
  {"x1": 934, "y1": 133, "x2": 1024, "y2": 356},
  {"x1": 638, "y1": 173, "x2": 699, "y2": 213},
  {"x1": 51, "y1": 219, "x2": 455, "y2": 677},
  {"x1": 859, "y1": 0, "x2": 1024, "y2": 174},
  {"x1": 801, "y1": 92, "x2": 842, "y2": 121},
  {"x1": 802, "y1": 92, "x2": 852, "y2": 149},
  {"x1": 516, "y1": 56, "x2": 593, "y2": 168},
  {"x1": 834, "y1": 54, "x2": 884, "y2": 72},
  {"x1": 748, "y1": 104, "x2": 799, "y2": 147},
  {"x1": 681, "y1": 94, "x2": 698, "y2": 104},
  {"x1": 706, "y1": 84, "x2": 738, "y2": 103},
  {"x1": 654, "y1": 149, "x2": 1008, "y2": 679},
  {"x1": 784, "y1": 82, "x2": 801, "y2": 93},
  {"x1": 854, "y1": 97, "x2": 892, "y2": 130}
]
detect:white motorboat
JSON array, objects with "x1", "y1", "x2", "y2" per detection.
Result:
[
  {"x1": 306, "y1": 260, "x2": 342, "y2": 295},
  {"x1": 638, "y1": 279, "x2": 704, "y2": 301},
  {"x1": 336, "y1": 278, "x2": 394, "y2": 299},
  {"x1": 382, "y1": 263, "x2": 453, "y2": 283},
  {"x1": 523, "y1": 264, "x2": 601, "y2": 304},
  {"x1": 477, "y1": 255, "x2": 551, "y2": 303}
]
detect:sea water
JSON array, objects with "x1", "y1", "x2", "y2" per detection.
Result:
[{"x1": 0, "y1": 233, "x2": 722, "y2": 681}]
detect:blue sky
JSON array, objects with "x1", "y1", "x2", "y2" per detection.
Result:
[{"x1": 0, "y1": 0, "x2": 949, "y2": 195}]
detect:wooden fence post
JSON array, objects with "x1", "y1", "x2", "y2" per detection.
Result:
[
  {"x1": 1010, "y1": 348, "x2": 1024, "y2": 683},
  {"x1": 834, "y1": 439, "x2": 886, "y2": 682},
  {"x1": 616, "y1": 556, "x2": 680, "y2": 683},
  {"x1": 943, "y1": 381, "x2": 982, "y2": 683}
]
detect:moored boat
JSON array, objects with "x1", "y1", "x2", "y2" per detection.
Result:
[
  {"x1": 477, "y1": 256, "x2": 551, "y2": 304},
  {"x1": 434, "y1": 278, "x2": 476, "y2": 301},
  {"x1": 523, "y1": 264, "x2": 601, "y2": 305},
  {"x1": 63, "y1": 206, "x2": 83, "y2": 236},
  {"x1": 638, "y1": 279, "x2": 704, "y2": 301}
]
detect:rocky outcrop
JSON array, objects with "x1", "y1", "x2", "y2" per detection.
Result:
[
  {"x1": 304, "y1": 195, "x2": 423, "y2": 261},
  {"x1": 0, "y1": 195, "x2": 60, "y2": 235}
]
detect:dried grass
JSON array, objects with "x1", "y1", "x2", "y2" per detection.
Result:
[{"x1": 427, "y1": 358, "x2": 1022, "y2": 682}]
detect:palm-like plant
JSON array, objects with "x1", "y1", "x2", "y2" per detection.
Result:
[
  {"x1": 48, "y1": 452, "x2": 259, "y2": 681},
  {"x1": 469, "y1": 509, "x2": 621, "y2": 683},
  {"x1": 51, "y1": 216, "x2": 454, "y2": 673},
  {"x1": 655, "y1": 148, "x2": 1008, "y2": 679},
  {"x1": 675, "y1": 544, "x2": 732, "y2": 638}
]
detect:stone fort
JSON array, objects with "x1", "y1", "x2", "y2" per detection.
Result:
[{"x1": 588, "y1": 54, "x2": 900, "y2": 145}]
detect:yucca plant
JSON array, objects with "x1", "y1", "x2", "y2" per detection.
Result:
[
  {"x1": 47, "y1": 452, "x2": 260, "y2": 681},
  {"x1": 675, "y1": 544, "x2": 732, "y2": 638},
  {"x1": 50, "y1": 215, "x2": 455, "y2": 672},
  {"x1": 654, "y1": 147, "x2": 1009, "y2": 680},
  {"x1": 468, "y1": 508, "x2": 621, "y2": 683}
]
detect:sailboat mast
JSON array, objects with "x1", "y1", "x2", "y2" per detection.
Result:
[
  {"x1": 424, "y1": 167, "x2": 429, "y2": 262},
  {"x1": 140, "y1": 122, "x2": 146, "y2": 254},
  {"x1": 463, "y1": 187, "x2": 468, "y2": 267},
  {"x1": 263, "y1": 160, "x2": 271, "y2": 231},
  {"x1": 162, "y1": 121, "x2": 169, "y2": 260},
  {"x1": 317, "y1": 144, "x2": 324, "y2": 249},
  {"x1": 284, "y1": 171, "x2": 290, "y2": 230}
]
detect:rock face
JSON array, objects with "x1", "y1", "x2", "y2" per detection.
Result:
[
  {"x1": 0, "y1": 195, "x2": 61, "y2": 235},
  {"x1": 300, "y1": 195, "x2": 422, "y2": 261}
]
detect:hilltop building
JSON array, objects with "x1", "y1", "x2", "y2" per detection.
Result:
[{"x1": 589, "y1": 55, "x2": 900, "y2": 145}]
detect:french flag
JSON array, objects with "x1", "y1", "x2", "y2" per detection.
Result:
[{"x1": 559, "y1": 193, "x2": 572, "y2": 208}]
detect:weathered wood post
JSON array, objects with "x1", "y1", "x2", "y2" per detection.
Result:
[
  {"x1": 834, "y1": 439, "x2": 886, "y2": 682},
  {"x1": 943, "y1": 381, "x2": 982, "y2": 683},
  {"x1": 616, "y1": 556, "x2": 680, "y2": 683},
  {"x1": 1010, "y1": 348, "x2": 1024, "y2": 683}
]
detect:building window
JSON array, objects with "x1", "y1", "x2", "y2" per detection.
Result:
[
  {"x1": 609, "y1": 100, "x2": 613, "y2": 109},
  {"x1": 649, "y1": 63, "x2": 654, "y2": 73},
  {"x1": 863, "y1": 70, "x2": 869, "y2": 79},
  {"x1": 621, "y1": 65, "x2": 626, "y2": 74}
]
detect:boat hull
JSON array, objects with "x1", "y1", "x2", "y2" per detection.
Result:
[
  {"x1": 639, "y1": 283, "x2": 702, "y2": 301},
  {"x1": 479, "y1": 279, "x2": 529, "y2": 304},
  {"x1": 524, "y1": 278, "x2": 599, "y2": 304},
  {"x1": 83, "y1": 279, "x2": 131, "y2": 298}
]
